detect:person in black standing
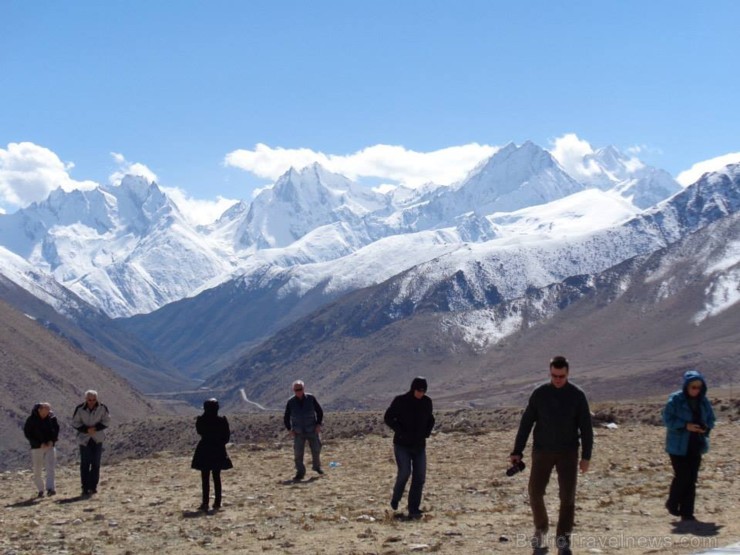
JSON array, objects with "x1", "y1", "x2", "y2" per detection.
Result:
[
  {"x1": 284, "y1": 380, "x2": 324, "y2": 481},
  {"x1": 191, "y1": 398, "x2": 232, "y2": 511},
  {"x1": 662, "y1": 370, "x2": 715, "y2": 522},
  {"x1": 384, "y1": 376, "x2": 435, "y2": 520}
]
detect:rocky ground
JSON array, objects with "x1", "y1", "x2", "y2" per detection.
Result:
[{"x1": 2, "y1": 400, "x2": 739, "y2": 554}]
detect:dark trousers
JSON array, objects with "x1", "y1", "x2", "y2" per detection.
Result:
[
  {"x1": 392, "y1": 444, "x2": 427, "y2": 514},
  {"x1": 79, "y1": 440, "x2": 103, "y2": 493},
  {"x1": 528, "y1": 449, "x2": 579, "y2": 538},
  {"x1": 668, "y1": 453, "x2": 702, "y2": 518},
  {"x1": 200, "y1": 469, "x2": 222, "y2": 507},
  {"x1": 293, "y1": 432, "x2": 321, "y2": 476}
]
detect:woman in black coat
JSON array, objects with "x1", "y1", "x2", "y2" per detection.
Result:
[
  {"x1": 23, "y1": 402, "x2": 60, "y2": 496},
  {"x1": 191, "y1": 399, "x2": 232, "y2": 511}
]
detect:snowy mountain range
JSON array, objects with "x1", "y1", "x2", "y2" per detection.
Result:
[
  {"x1": 203, "y1": 165, "x2": 740, "y2": 409},
  {"x1": 0, "y1": 141, "x2": 677, "y2": 318},
  {"x1": 3, "y1": 140, "x2": 738, "y2": 404}
]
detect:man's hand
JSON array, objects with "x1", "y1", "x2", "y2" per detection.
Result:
[
  {"x1": 315, "y1": 424, "x2": 322, "y2": 434},
  {"x1": 289, "y1": 430, "x2": 296, "y2": 437},
  {"x1": 686, "y1": 423, "x2": 706, "y2": 433},
  {"x1": 87, "y1": 427, "x2": 96, "y2": 435},
  {"x1": 509, "y1": 454, "x2": 522, "y2": 466},
  {"x1": 579, "y1": 459, "x2": 590, "y2": 473}
]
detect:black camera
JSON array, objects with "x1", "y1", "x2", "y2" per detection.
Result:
[{"x1": 506, "y1": 460, "x2": 526, "y2": 476}]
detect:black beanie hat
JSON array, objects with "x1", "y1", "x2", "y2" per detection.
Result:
[
  {"x1": 203, "y1": 398, "x2": 219, "y2": 415},
  {"x1": 410, "y1": 376, "x2": 428, "y2": 393}
]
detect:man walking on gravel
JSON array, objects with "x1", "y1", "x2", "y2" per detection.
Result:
[
  {"x1": 384, "y1": 376, "x2": 435, "y2": 520},
  {"x1": 509, "y1": 356, "x2": 593, "y2": 555},
  {"x1": 284, "y1": 380, "x2": 324, "y2": 481},
  {"x1": 72, "y1": 389, "x2": 111, "y2": 496}
]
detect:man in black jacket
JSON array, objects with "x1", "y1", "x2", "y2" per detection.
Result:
[
  {"x1": 384, "y1": 376, "x2": 435, "y2": 519},
  {"x1": 510, "y1": 356, "x2": 593, "y2": 555},
  {"x1": 23, "y1": 402, "x2": 60, "y2": 497},
  {"x1": 284, "y1": 380, "x2": 324, "y2": 481}
]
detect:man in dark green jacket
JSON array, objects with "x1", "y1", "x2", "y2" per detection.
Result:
[{"x1": 510, "y1": 356, "x2": 593, "y2": 555}]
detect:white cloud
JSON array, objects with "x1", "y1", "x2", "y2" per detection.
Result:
[
  {"x1": 109, "y1": 152, "x2": 159, "y2": 186},
  {"x1": 162, "y1": 186, "x2": 239, "y2": 226},
  {"x1": 0, "y1": 142, "x2": 98, "y2": 209},
  {"x1": 224, "y1": 142, "x2": 498, "y2": 188},
  {"x1": 676, "y1": 152, "x2": 740, "y2": 186},
  {"x1": 548, "y1": 133, "x2": 601, "y2": 180}
]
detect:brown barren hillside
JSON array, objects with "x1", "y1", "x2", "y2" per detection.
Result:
[
  {"x1": 0, "y1": 299, "x2": 160, "y2": 471},
  {"x1": 2, "y1": 402, "x2": 739, "y2": 554}
]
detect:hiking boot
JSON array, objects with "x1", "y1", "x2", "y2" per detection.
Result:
[
  {"x1": 313, "y1": 467, "x2": 324, "y2": 475},
  {"x1": 556, "y1": 535, "x2": 571, "y2": 555},
  {"x1": 665, "y1": 500, "x2": 680, "y2": 517},
  {"x1": 46, "y1": 489, "x2": 56, "y2": 496},
  {"x1": 407, "y1": 511, "x2": 423, "y2": 520},
  {"x1": 390, "y1": 498, "x2": 399, "y2": 511},
  {"x1": 293, "y1": 473, "x2": 304, "y2": 482},
  {"x1": 37, "y1": 491, "x2": 44, "y2": 498},
  {"x1": 198, "y1": 503, "x2": 209, "y2": 512},
  {"x1": 531, "y1": 529, "x2": 547, "y2": 549}
]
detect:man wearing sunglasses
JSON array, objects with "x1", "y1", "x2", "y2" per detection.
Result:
[
  {"x1": 509, "y1": 356, "x2": 593, "y2": 555},
  {"x1": 284, "y1": 380, "x2": 324, "y2": 481}
]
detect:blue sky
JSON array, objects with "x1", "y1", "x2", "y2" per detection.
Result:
[{"x1": 2, "y1": 1, "x2": 739, "y2": 221}]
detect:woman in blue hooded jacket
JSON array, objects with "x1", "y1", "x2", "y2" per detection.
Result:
[{"x1": 662, "y1": 370, "x2": 715, "y2": 521}]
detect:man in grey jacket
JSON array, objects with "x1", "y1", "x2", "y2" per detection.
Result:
[
  {"x1": 72, "y1": 390, "x2": 111, "y2": 496},
  {"x1": 284, "y1": 380, "x2": 324, "y2": 481}
]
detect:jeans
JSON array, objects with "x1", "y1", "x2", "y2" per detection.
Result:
[
  {"x1": 668, "y1": 453, "x2": 702, "y2": 518},
  {"x1": 392, "y1": 444, "x2": 426, "y2": 514},
  {"x1": 201, "y1": 469, "x2": 222, "y2": 507},
  {"x1": 293, "y1": 432, "x2": 321, "y2": 476},
  {"x1": 31, "y1": 446, "x2": 56, "y2": 492},
  {"x1": 528, "y1": 449, "x2": 578, "y2": 538},
  {"x1": 79, "y1": 440, "x2": 104, "y2": 492}
]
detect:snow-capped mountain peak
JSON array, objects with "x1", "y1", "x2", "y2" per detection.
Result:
[
  {"x1": 0, "y1": 140, "x2": 725, "y2": 321},
  {"x1": 574, "y1": 145, "x2": 681, "y2": 209},
  {"x1": 236, "y1": 163, "x2": 387, "y2": 249},
  {"x1": 447, "y1": 141, "x2": 585, "y2": 214}
]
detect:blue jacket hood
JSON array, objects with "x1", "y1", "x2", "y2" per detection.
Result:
[{"x1": 682, "y1": 370, "x2": 707, "y2": 397}]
